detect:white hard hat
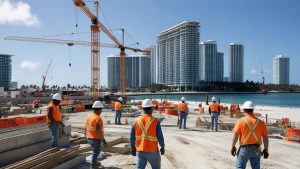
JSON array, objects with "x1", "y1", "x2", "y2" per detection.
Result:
[
  {"x1": 118, "y1": 97, "x2": 123, "y2": 102},
  {"x1": 141, "y1": 99, "x2": 152, "y2": 108},
  {"x1": 92, "y1": 101, "x2": 104, "y2": 108},
  {"x1": 52, "y1": 93, "x2": 62, "y2": 101},
  {"x1": 212, "y1": 97, "x2": 216, "y2": 102},
  {"x1": 181, "y1": 97, "x2": 185, "y2": 101},
  {"x1": 242, "y1": 101, "x2": 255, "y2": 109}
]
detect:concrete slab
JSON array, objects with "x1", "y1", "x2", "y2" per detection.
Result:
[{"x1": 0, "y1": 140, "x2": 51, "y2": 167}]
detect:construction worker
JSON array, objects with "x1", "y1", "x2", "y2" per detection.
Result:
[
  {"x1": 114, "y1": 97, "x2": 123, "y2": 125},
  {"x1": 209, "y1": 97, "x2": 220, "y2": 132},
  {"x1": 6, "y1": 99, "x2": 12, "y2": 110},
  {"x1": 130, "y1": 99, "x2": 165, "y2": 169},
  {"x1": 47, "y1": 93, "x2": 64, "y2": 148},
  {"x1": 231, "y1": 101, "x2": 269, "y2": 169},
  {"x1": 86, "y1": 101, "x2": 107, "y2": 169},
  {"x1": 178, "y1": 97, "x2": 188, "y2": 129}
]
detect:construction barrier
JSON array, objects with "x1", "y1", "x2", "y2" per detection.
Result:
[
  {"x1": 60, "y1": 100, "x2": 74, "y2": 106},
  {"x1": 0, "y1": 115, "x2": 47, "y2": 129},
  {"x1": 285, "y1": 128, "x2": 300, "y2": 142},
  {"x1": 75, "y1": 104, "x2": 85, "y2": 112},
  {"x1": 165, "y1": 109, "x2": 178, "y2": 116}
]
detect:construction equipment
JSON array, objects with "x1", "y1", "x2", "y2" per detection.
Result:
[
  {"x1": 73, "y1": 0, "x2": 149, "y2": 98},
  {"x1": 42, "y1": 58, "x2": 53, "y2": 91}
]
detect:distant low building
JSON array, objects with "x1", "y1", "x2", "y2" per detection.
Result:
[
  {"x1": 0, "y1": 54, "x2": 13, "y2": 90},
  {"x1": 10, "y1": 81, "x2": 18, "y2": 89}
]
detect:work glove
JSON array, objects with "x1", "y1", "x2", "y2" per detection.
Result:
[
  {"x1": 261, "y1": 149, "x2": 269, "y2": 159},
  {"x1": 160, "y1": 148, "x2": 165, "y2": 155},
  {"x1": 231, "y1": 146, "x2": 237, "y2": 156},
  {"x1": 131, "y1": 147, "x2": 136, "y2": 156},
  {"x1": 102, "y1": 139, "x2": 108, "y2": 146}
]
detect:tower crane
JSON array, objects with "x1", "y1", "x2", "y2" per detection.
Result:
[
  {"x1": 73, "y1": 0, "x2": 149, "y2": 98},
  {"x1": 42, "y1": 58, "x2": 53, "y2": 91},
  {"x1": 5, "y1": 34, "x2": 149, "y2": 98}
]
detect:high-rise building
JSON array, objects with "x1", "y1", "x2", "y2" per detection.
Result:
[
  {"x1": 0, "y1": 54, "x2": 12, "y2": 90},
  {"x1": 157, "y1": 21, "x2": 200, "y2": 89},
  {"x1": 107, "y1": 55, "x2": 150, "y2": 89},
  {"x1": 149, "y1": 45, "x2": 157, "y2": 84},
  {"x1": 273, "y1": 55, "x2": 289, "y2": 85},
  {"x1": 199, "y1": 40, "x2": 223, "y2": 82},
  {"x1": 216, "y1": 52, "x2": 224, "y2": 82},
  {"x1": 228, "y1": 43, "x2": 244, "y2": 83}
]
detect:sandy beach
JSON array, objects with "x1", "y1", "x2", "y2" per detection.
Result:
[{"x1": 66, "y1": 101, "x2": 300, "y2": 169}]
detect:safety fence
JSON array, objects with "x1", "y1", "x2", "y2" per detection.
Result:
[{"x1": 0, "y1": 115, "x2": 47, "y2": 129}]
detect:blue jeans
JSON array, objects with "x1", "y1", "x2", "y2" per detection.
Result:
[
  {"x1": 137, "y1": 151, "x2": 161, "y2": 169},
  {"x1": 236, "y1": 147, "x2": 261, "y2": 169},
  {"x1": 50, "y1": 122, "x2": 60, "y2": 148},
  {"x1": 179, "y1": 112, "x2": 187, "y2": 129},
  {"x1": 211, "y1": 112, "x2": 219, "y2": 131},
  {"x1": 115, "y1": 110, "x2": 122, "y2": 124},
  {"x1": 88, "y1": 139, "x2": 101, "y2": 166}
]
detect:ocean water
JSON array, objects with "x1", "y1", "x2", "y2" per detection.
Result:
[{"x1": 129, "y1": 93, "x2": 300, "y2": 108}]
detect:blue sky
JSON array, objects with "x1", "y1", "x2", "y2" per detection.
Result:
[{"x1": 0, "y1": 0, "x2": 299, "y2": 87}]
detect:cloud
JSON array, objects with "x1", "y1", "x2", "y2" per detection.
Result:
[
  {"x1": 250, "y1": 69, "x2": 258, "y2": 75},
  {"x1": 0, "y1": 0, "x2": 41, "y2": 27},
  {"x1": 20, "y1": 60, "x2": 40, "y2": 71}
]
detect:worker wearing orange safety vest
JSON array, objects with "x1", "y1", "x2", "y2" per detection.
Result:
[
  {"x1": 86, "y1": 101, "x2": 107, "y2": 169},
  {"x1": 209, "y1": 97, "x2": 220, "y2": 132},
  {"x1": 114, "y1": 97, "x2": 123, "y2": 125},
  {"x1": 178, "y1": 97, "x2": 189, "y2": 129},
  {"x1": 47, "y1": 93, "x2": 64, "y2": 148},
  {"x1": 130, "y1": 99, "x2": 165, "y2": 169},
  {"x1": 231, "y1": 101, "x2": 269, "y2": 169}
]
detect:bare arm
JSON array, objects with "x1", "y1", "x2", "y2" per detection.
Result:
[
  {"x1": 47, "y1": 107, "x2": 55, "y2": 122},
  {"x1": 232, "y1": 133, "x2": 239, "y2": 147},
  {"x1": 263, "y1": 136, "x2": 269, "y2": 150}
]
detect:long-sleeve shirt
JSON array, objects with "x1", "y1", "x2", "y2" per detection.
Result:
[{"x1": 130, "y1": 120, "x2": 165, "y2": 149}]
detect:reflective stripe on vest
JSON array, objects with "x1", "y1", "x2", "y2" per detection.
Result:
[
  {"x1": 136, "y1": 117, "x2": 158, "y2": 141},
  {"x1": 240, "y1": 117, "x2": 261, "y2": 145}
]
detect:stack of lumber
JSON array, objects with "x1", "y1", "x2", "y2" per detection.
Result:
[
  {"x1": 2, "y1": 144, "x2": 92, "y2": 169},
  {"x1": 0, "y1": 124, "x2": 71, "y2": 167}
]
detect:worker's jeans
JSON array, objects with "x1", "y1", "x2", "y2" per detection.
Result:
[
  {"x1": 88, "y1": 139, "x2": 101, "y2": 166},
  {"x1": 179, "y1": 112, "x2": 187, "y2": 129},
  {"x1": 50, "y1": 123, "x2": 60, "y2": 148},
  {"x1": 115, "y1": 110, "x2": 122, "y2": 124},
  {"x1": 236, "y1": 147, "x2": 261, "y2": 169},
  {"x1": 137, "y1": 151, "x2": 161, "y2": 169},
  {"x1": 211, "y1": 112, "x2": 219, "y2": 131}
]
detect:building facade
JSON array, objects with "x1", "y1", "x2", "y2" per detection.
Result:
[
  {"x1": 273, "y1": 55, "x2": 289, "y2": 85},
  {"x1": 228, "y1": 43, "x2": 244, "y2": 83},
  {"x1": 149, "y1": 45, "x2": 157, "y2": 84},
  {"x1": 157, "y1": 21, "x2": 200, "y2": 89},
  {"x1": 0, "y1": 54, "x2": 12, "y2": 90},
  {"x1": 199, "y1": 41, "x2": 223, "y2": 82},
  {"x1": 216, "y1": 52, "x2": 224, "y2": 82},
  {"x1": 107, "y1": 55, "x2": 151, "y2": 89}
]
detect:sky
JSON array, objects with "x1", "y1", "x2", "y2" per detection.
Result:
[{"x1": 0, "y1": 0, "x2": 299, "y2": 87}]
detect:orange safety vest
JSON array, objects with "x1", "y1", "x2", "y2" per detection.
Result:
[
  {"x1": 240, "y1": 117, "x2": 261, "y2": 145},
  {"x1": 47, "y1": 102, "x2": 61, "y2": 122},
  {"x1": 114, "y1": 102, "x2": 122, "y2": 111},
  {"x1": 209, "y1": 103, "x2": 219, "y2": 112},
  {"x1": 86, "y1": 112, "x2": 103, "y2": 139},
  {"x1": 178, "y1": 102, "x2": 188, "y2": 112},
  {"x1": 134, "y1": 114, "x2": 158, "y2": 152}
]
